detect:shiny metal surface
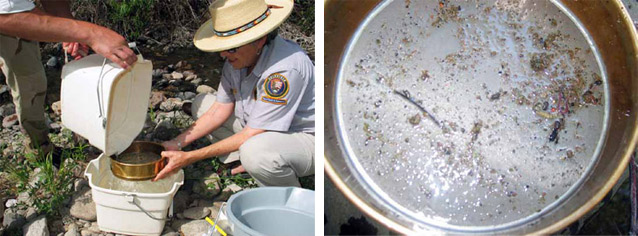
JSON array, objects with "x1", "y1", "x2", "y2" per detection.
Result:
[
  {"x1": 110, "y1": 141, "x2": 166, "y2": 181},
  {"x1": 325, "y1": 0, "x2": 638, "y2": 234}
]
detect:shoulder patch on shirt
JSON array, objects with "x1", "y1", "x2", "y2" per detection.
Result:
[{"x1": 264, "y1": 73, "x2": 289, "y2": 98}]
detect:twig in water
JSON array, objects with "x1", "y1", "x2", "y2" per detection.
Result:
[{"x1": 393, "y1": 89, "x2": 442, "y2": 128}]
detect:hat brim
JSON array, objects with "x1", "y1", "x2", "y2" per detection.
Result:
[{"x1": 193, "y1": 0, "x2": 294, "y2": 52}]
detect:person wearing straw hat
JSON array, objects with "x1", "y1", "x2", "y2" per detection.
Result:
[
  {"x1": 154, "y1": 0, "x2": 314, "y2": 187},
  {"x1": 0, "y1": 0, "x2": 137, "y2": 165}
]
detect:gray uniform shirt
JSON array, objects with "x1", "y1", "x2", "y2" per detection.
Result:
[
  {"x1": 216, "y1": 35, "x2": 315, "y2": 133},
  {"x1": 0, "y1": 0, "x2": 34, "y2": 14}
]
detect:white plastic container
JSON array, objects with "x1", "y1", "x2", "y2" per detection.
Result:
[
  {"x1": 61, "y1": 54, "x2": 152, "y2": 157},
  {"x1": 62, "y1": 54, "x2": 184, "y2": 235},
  {"x1": 85, "y1": 154, "x2": 184, "y2": 236}
]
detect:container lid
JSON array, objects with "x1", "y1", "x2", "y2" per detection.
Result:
[{"x1": 61, "y1": 54, "x2": 152, "y2": 156}]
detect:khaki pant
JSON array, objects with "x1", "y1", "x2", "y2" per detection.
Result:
[
  {"x1": 0, "y1": 34, "x2": 49, "y2": 149},
  {"x1": 192, "y1": 93, "x2": 315, "y2": 187}
]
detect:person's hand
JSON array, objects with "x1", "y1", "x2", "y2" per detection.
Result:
[
  {"x1": 153, "y1": 150, "x2": 191, "y2": 181},
  {"x1": 62, "y1": 42, "x2": 89, "y2": 60},
  {"x1": 162, "y1": 140, "x2": 181, "y2": 151},
  {"x1": 86, "y1": 26, "x2": 137, "y2": 69}
]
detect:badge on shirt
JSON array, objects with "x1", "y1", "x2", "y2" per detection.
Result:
[{"x1": 261, "y1": 73, "x2": 289, "y2": 105}]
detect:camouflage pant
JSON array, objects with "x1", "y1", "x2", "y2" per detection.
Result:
[{"x1": 0, "y1": 34, "x2": 49, "y2": 149}]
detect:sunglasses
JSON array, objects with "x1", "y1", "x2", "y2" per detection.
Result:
[{"x1": 224, "y1": 47, "x2": 238, "y2": 53}]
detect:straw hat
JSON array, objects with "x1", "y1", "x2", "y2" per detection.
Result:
[{"x1": 193, "y1": 0, "x2": 293, "y2": 52}]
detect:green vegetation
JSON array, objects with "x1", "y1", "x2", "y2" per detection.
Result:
[
  {"x1": 0, "y1": 143, "x2": 87, "y2": 216},
  {"x1": 106, "y1": 0, "x2": 154, "y2": 39}
]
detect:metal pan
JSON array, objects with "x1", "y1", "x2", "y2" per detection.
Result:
[
  {"x1": 325, "y1": 0, "x2": 638, "y2": 234},
  {"x1": 110, "y1": 141, "x2": 166, "y2": 181}
]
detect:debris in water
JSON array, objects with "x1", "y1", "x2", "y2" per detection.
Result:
[
  {"x1": 421, "y1": 70, "x2": 431, "y2": 81},
  {"x1": 393, "y1": 89, "x2": 441, "y2": 128},
  {"x1": 530, "y1": 53, "x2": 551, "y2": 72},
  {"x1": 489, "y1": 92, "x2": 501, "y2": 101},
  {"x1": 409, "y1": 113, "x2": 421, "y2": 126},
  {"x1": 549, "y1": 120, "x2": 562, "y2": 143},
  {"x1": 471, "y1": 120, "x2": 483, "y2": 142}
]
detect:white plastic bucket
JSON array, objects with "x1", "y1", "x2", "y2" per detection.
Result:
[
  {"x1": 61, "y1": 54, "x2": 152, "y2": 156},
  {"x1": 85, "y1": 154, "x2": 184, "y2": 236}
]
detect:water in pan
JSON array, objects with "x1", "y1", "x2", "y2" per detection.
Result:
[
  {"x1": 116, "y1": 152, "x2": 161, "y2": 164},
  {"x1": 337, "y1": 0, "x2": 606, "y2": 229}
]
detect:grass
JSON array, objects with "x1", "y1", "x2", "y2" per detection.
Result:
[{"x1": 0, "y1": 141, "x2": 87, "y2": 217}]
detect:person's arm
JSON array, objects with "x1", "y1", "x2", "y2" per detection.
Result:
[
  {"x1": 0, "y1": 8, "x2": 135, "y2": 68},
  {"x1": 39, "y1": 0, "x2": 89, "y2": 59},
  {"x1": 163, "y1": 101, "x2": 235, "y2": 150},
  {"x1": 153, "y1": 125, "x2": 265, "y2": 181}
]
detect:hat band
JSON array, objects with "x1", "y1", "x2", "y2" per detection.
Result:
[{"x1": 213, "y1": 8, "x2": 271, "y2": 37}]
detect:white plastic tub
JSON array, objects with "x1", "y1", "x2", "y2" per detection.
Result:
[
  {"x1": 226, "y1": 187, "x2": 314, "y2": 236},
  {"x1": 85, "y1": 154, "x2": 184, "y2": 236}
]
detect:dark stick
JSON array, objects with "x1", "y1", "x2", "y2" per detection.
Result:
[{"x1": 393, "y1": 89, "x2": 442, "y2": 128}]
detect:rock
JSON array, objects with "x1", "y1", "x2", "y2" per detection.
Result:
[
  {"x1": 227, "y1": 183, "x2": 243, "y2": 193},
  {"x1": 176, "y1": 220, "x2": 209, "y2": 236},
  {"x1": 213, "y1": 188, "x2": 233, "y2": 202},
  {"x1": 3, "y1": 211, "x2": 26, "y2": 230},
  {"x1": 17, "y1": 191, "x2": 31, "y2": 205},
  {"x1": 153, "y1": 120, "x2": 179, "y2": 141},
  {"x1": 155, "y1": 79, "x2": 169, "y2": 88},
  {"x1": 51, "y1": 101, "x2": 62, "y2": 116},
  {"x1": 29, "y1": 167, "x2": 45, "y2": 187},
  {"x1": 80, "y1": 229, "x2": 98, "y2": 236},
  {"x1": 69, "y1": 189, "x2": 97, "y2": 221},
  {"x1": 175, "y1": 61, "x2": 184, "y2": 69},
  {"x1": 2, "y1": 114, "x2": 18, "y2": 128},
  {"x1": 161, "y1": 232, "x2": 180, "y2": 236},
  {"x1": 162, "y1": 73, "x2": 173, "y2": 81},
  {"x1": 172, "y1": 191, "x2": 190, "y2": 213},
  {"x1": 64, "y1": 223, "x2": 80, "y2": 236},
  {"x1": 168, "y1": 79, "x2": 182, "y2": 87},
  {"x1": 190, "y1": 78, "x2": 203, "y2": 86},
  {"x1": 175, "y1": 213, "x2": 184, "y2": 219},
  {"x1": 183, "y1": 92, "x2": 196, "y2": 101},
  {"x1": 182, "y1": 70, "x2": 195, "y2": 77},
  {"x1": 193, "y1": 179, "x2": 221, "y2": 198},
  {"x1": 0, "y1": 103, "x2": 15, "y2": 117},
  {"x1": 0, "y1": 84, "x2": 9, "y2": 95},
  {"x1": 157, "y1": 111, "x2": 176, "y2": 121},
  {"x1": 162, "y1": 45, "x2": 174, "y2": 55},
  {"x1": 46, "y1": 56, "x2": 59, "y2": 68},
  {"x1": 87, "y1": 222, "x2": 100, "y2": 233},
  {"x1": 149, "y1": 91, "x2": 166, "y2": 110},
  {"x1": 171, "y1": 72, "x2": 184, "y2": 80},
  {"x1": 167, "y1": 64, "x2": 176, "y2": 72},
  {"x1": 74, "y1": 179, "x2": 89, "y2": 192},
  {"x1": 185, "y1": 74, "x2": 197, "y2": 81},
  {"x1": 152, "y1": 69, "x2": 165, "y2": 79},
  {"x1": 23, "y1": 215, "x2": 48, "y2": 236},
  {"x1": 48, "y1": 122, "x2": 62, "y2": 131},
  {"x1": 24, "y1": 207, "x2": 37, "y2": 222},
  {"x1": 5, "y1": 199, "x2": 17, "y2": 208},
  {"x1": 159, "y1": 98, "x2": 183, "y2": 112},
  {"x1": 208, "y1": 201, "x2": 225, "y2": 219},
  {"x1": 196, "y1": 85, "x2": 215, "y2": 94},
  {"x1": 182, "y1": 207, "x2": 211, "y2": 220}
]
